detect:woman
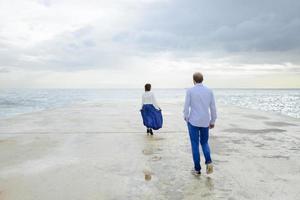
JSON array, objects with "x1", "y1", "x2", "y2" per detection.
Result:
[{"x1": 140, "y1": 83, "x2": 163, "y2": 135}]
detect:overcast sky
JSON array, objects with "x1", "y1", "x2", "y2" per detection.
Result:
[{"x1": 0, "y1": 0, "x2": 300, "y2": 88}]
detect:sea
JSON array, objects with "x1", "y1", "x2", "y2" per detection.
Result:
[{"x1": 0, "y1": 89, "x2": 299, "y2": 119}]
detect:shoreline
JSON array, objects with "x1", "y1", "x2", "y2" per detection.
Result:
[
  {"x1": 0, "y1": 102, "x2": 300, "y2": 199},
  {"x1": 1, "y1": 100, "x2": 299, "y2": 121}
]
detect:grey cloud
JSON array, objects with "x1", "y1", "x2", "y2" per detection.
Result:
[
  {"x1": 0, "y1": 43, "x2": 24, "y2": 68},
  {"x1": 0, "y1": 68, "x2": 10, "y2": 73},
  {"x1": 116, "y1": 0, "x2": 300, "y2": 64},
  {"x1": 1, "y1": 0, "x2": 300, "y2": 73},
  {"x1": 38, "y1": 0, "x2": 52, "y2": 7},
  {"x1": 6, "y1": 25, "x2": 139, "y2": 71}
]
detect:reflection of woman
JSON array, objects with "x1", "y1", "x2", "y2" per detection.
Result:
[{"x1": 140, "y1": 83, "x2": 163, "y2": 135}]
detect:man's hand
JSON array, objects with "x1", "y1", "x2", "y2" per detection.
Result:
[{"x1": 209, "y1": 124, "x2": 215, "y2": 129}]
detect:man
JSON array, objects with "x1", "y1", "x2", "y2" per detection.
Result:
[{"x1": 183, "y1": 72, "x2": 217, "y2": 176}]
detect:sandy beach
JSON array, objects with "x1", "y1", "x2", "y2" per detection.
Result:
[{"x1": 0, "y1": 101, "x2": 300, "y2": 200}]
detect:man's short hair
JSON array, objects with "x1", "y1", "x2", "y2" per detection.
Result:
[
  {"x1": 144, "y1": 83, "x2": 151, "y2": 91},
  {"x1": 193, "y1": 72, "x2": 203, "y2": 83}
]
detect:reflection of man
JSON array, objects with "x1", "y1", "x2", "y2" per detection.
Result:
[{"x1": 183, "y1": 72, "x2": 217, "y2": 175}]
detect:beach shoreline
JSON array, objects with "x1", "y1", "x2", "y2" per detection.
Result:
[{"x1": 0, "y1": 102, "x2": 300, "y2": 199}]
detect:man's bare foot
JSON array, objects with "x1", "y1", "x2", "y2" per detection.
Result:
[{"x1": 206, "y1": 163, "x2": 213, "y2": 174}]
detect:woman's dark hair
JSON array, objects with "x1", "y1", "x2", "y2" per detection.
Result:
[
  {"x1": 144, "y1": 83, "x2": 151, "y2": 91},
  {"x1": 193, "y1": 72, "x2": 203, "y2": 83}
]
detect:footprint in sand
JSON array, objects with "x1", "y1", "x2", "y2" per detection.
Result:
[
  {"x1": 142, "y1": 149, "x2": 153, "y2": 155},
  {"x1": 142, "y1": 147, "x2": 163, "y2": 155},
  {"x1": 151, "y1": 155, "x2": 162, "y2": 161},
  {"x1": 143, "y1": 170, "x2": 153, "y2": 181}
]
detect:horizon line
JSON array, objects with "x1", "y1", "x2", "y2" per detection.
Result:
[{"x1": 0, "y1": 87, "x2": 300, "y2": 90}]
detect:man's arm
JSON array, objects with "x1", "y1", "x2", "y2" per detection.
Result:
[
  {"x1": 209, "y1": 91, "x2": 217, "y2": 128},
  {"x1": 183, "y1": 89, "x2": 191, "y2": 121}
]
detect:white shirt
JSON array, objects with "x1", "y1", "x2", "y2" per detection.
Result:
[
  {"x1": 142, "y1": 91, "x2": 160, "y2": 110},
  {"x1": 183, "y1": 83, "x2": 217, "y2": 127}
]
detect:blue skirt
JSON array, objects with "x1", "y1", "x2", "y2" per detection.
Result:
[{"x1": 140, "y1": 104, "x2": 163, "y2": 130}]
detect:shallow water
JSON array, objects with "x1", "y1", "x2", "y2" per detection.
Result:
[
  {"x1": 0, "y1": 102, "x2": 299, "y2": 200},
  {"x1": 0, "y1": 88, "x2": 299, "y2": 118}
]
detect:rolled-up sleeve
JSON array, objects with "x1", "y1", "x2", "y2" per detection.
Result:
[
  {"x1": 209, "y1": 91, "x2": 217, "y2": 124},
  {"x1": 183, "y1": 89, "x2": 191, "y2": 120}
]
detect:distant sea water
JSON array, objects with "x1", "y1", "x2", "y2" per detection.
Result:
[{"x1": 0, "y1": 89, "x2": 299, "y2": 119}]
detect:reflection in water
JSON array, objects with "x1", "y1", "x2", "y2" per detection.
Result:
[
  {"x1": 182, "y1": 175, "x2": 215, "y2": 199},
  {"x1": 205, "y1": 176, "x2": 214, "y2": 191},
  {"x1": 142, "y1": 133, "x2": 216, "y2": 199}
]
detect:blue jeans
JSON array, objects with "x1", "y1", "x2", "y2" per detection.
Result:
[{"x1": 187, "y1": 122, "x2": 212, "y2": 171}]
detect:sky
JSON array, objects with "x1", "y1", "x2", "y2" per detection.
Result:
[{"x1": 0, "y1": 0, "x2": 300, "y2": 88}]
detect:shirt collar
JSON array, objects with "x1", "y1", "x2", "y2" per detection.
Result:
[{"x1": 195, "y1": 83, "x2": 203, "y2": 86}]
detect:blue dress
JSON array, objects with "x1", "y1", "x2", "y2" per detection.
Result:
[{"x1": 140, "y1": 104, "x2": 163, "y2": 130}]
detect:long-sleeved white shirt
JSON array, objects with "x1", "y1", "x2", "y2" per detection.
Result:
[
  {"x1": 183, "y1": 83, "x2": 217, "y2": 127},
  {"x1": 141, "y1": 91, "x2": 160, "y2": 110}
]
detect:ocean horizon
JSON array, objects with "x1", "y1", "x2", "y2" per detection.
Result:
[{"x1": 0, "y1": 88, "x2": 299, "y2": 119}]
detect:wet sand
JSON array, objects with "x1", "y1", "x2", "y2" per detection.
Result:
[{"x1": 0, "y1": 102, "x2": 300, "y2": 200}]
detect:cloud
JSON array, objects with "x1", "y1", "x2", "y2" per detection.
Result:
[
  {"x1": 119, "y1": 0, "x2": 300, "y2": 63},
  {"x1": 0, "y1": 68, "x2": 10, "y2": 73},
  {"x1": 0, "y1": 0, "x2": 299, "y2": 88},
  {"x1": 38, "y1": 0, "x2": 52, "y2": 7}
]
